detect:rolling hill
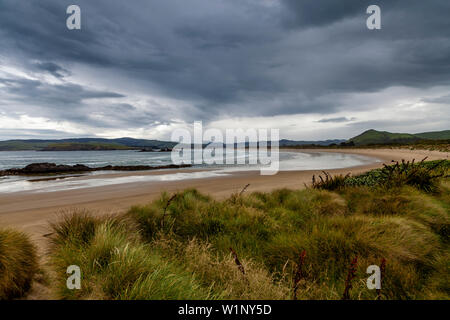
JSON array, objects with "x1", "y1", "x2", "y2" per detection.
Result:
[
  {"x1": 0, "y1": 129, "x2": 448, "y2": 150},
  {"x1": 415, "y1": 130, "x2": 450, "y2": 140},
  {"x1": 0, "y1": 138, "x2": 177, "y2": 151},
  {"x1": 349, "y1": 129, "x2": 450, "y2": 146}
]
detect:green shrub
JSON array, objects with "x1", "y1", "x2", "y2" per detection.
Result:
[
  {"x1": 311, "y1": 172, "x2": 350, "y2": 191},
  {"x1": 314, "y1": 160, "x2": 449, "y2": 193},
  {"x1": 346, "y1": 159, "x2": 449, "y2": 192}
]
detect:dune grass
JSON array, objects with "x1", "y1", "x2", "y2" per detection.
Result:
[
  {"x1": 48, "y1": 211, "x2": 215, "y2": 299},
  {"x1": 0, "y1": 228, "x2": 38, "y2": 300},
  {"x1": 45, "y1": 170, "x2": 450, "y2": 300}
]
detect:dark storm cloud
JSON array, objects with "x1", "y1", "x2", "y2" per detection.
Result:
[
  {"x1": 282, "y1": 0, "x2": 371, "y2": 28},
  {"x1": 33, "y1": 62, "x2": 70, "y2": 78},
  {"x1": 0, "y1": 77, "x2": 123, "y2": 106},
  {"x1": 0, "y1": 0, "x2": 449, "y2": 138},
  {"x1": 0, "y1": 75, "x2": 127, "y2": 128},
  {"x1": 0, "y1": 72, "x2": 171, "y2": 129},
  {"x1": 282, "y1": 0, "x2": 450, "y2": 38}
]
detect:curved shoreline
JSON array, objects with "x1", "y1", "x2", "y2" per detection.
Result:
[
  {"x1": 0, "y1": 150, "x2": 381, "y2": 194},
  {"x1": 0, "y1": 148, "x2": 448, "y2": 249}
]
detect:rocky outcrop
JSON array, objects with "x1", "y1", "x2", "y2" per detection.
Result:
[{"x1": 0, "y1": 162, "x2": 191, "y2": 176}]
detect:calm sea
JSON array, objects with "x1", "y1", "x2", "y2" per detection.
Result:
[
  {"x1": 0, "y1": 150, "x2": 379, "y2": 171},
  {"x1": 0, "y1": 150, "x2": 381, "y2": 193}
]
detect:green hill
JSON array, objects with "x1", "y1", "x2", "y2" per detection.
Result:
[
  {"x1": 1, "y1": 130, "x2": 449, "y2": 150},
  {"x1": 415, "y1": 130, "x2": 450, "y2": 140},
  {"x1": 350, "y1": 129, "x2": 450, "y2": 146},
  {"x1": 0, "y1": 138, "x2": 177, "y2": 151},
  {"x1": 41, "y1": 142, "x2": 132, "y2": 151}
]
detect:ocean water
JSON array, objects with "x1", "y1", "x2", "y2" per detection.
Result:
[
  {"x1": 0, "y1": 150, "x2": 381, "y2": 193},
  {"x1": 0, "y1": 150, "x2": 174, "y2": 170}
]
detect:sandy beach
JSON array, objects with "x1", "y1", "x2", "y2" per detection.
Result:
[{"x1": 0, "y1": 148, "x2": 448, "y2": 248}]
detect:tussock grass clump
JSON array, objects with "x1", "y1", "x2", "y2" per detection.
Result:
[
  {"x1": 341, "y1": 186, "x2": 450, "y2": 243},
  {"x1": 49, "y1": 210, "x2": 101, "y2": 247},
  {"x1": 153, "y1": 238, "x2": 291, "y2": 299},
  {"x1": 0, "y1": 229, "x2": 38, "y2": 300},
  {"x1": 49, "y1": 212, "x2": 213, "y2": 300}
]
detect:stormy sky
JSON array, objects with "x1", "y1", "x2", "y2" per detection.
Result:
[{"x1": 0, "y1": 0, "x2": 449, "y2": 141}]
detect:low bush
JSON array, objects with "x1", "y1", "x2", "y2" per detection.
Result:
[{"x1": 314, "y1": 159, "x2": 449, "y2": 192}]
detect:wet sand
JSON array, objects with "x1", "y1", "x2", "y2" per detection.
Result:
[{"x1": 0, "y1": 148, "x2": 448, "y2": 248}]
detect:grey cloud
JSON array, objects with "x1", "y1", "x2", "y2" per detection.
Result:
[
  {"x1": 0, "y1": 77, "x2": 124, "y2": 105},
  {"x1": 0, "y1": 71, "x2": 174, "y2": 130},
  {"x1": 0, "y1": 0, "x2": 449, "y2": 139},
  {"x1": 33, "y1": 62, "x2": 70, "y2": 78},
  {"x1": 0, "y1": 128, "x2": 89, "y2": 140},
  {"x1": 317, "y1": 117, "x2": 356, "y2": 123},
  {"x1": 281, "y1": 0, "x2": 371, "y2": 28},
  {"x1": 0, "y1": 75, "x2": 129, "y2": 128},
  {"x1": 423, "y1": 94, "x2": 450, "y2": 104}
]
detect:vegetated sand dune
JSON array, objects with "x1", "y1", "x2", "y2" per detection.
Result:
[
  {"x1": 44, "y1": 168, "x2": 450, "y2": 300},
  {"x1": 0, "y1": 148, "x2": 448, "y2": 252}
]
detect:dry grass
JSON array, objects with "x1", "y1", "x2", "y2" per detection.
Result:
[
  {"x1": 155, "y1": 238, "x2": 291, "y2": 299},
  {"x1": 42, "y1": 175, "x2": 449, "y2": 300},
  {"x1": 48, "y1": 213, "x2": 214, "y2": 300},
  {"x1": 0, "y1": 228, "x2": 38, "y2": 300}
]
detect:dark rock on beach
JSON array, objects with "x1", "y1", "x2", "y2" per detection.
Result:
[
  {"x1": 0, "y1": 163, "x2": 92, "y2": 175},
  {"x1": 0, "y1": 162, "x2": 191, "y2": 176}
]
